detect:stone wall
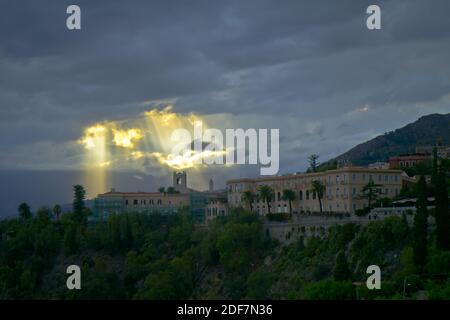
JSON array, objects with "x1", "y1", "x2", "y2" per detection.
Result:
[{"x1": 263, "y1": 211, "x2": 417, "y2": 245}]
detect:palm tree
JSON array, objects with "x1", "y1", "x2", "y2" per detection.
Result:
[
  {"x1": 360, "y1": 180, "x2": 382, "y2": 209},
  {"x1": 241, "y1": 190, "x2": 256, "y2": 212},
  {"x1": 282, "y1": 189, "x2": 296, "y2": 213},
  {"x1": 18, "y1": 202, "x2": 32, "y2": 220},
  {"x1": 258, "y1": 185, "x2": 274, "y2": 214},
  {"x1": 53, "y1": 204, "x2": 62, "y2": 221},
  {"x1": 311, "y1": 180, "x2": 326, "y2": 213}
]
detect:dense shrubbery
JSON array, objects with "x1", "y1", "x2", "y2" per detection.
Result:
[
  {"x1": 1, "y1": 202, "x2": 450, "y2": 299},
  {"x1": 0, "y1": 207, "x2": 272, "y2": 299}
]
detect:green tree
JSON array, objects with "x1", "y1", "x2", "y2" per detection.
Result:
[
  {"x1": 72, "y1": 185, "x2": 87, "y2": 224},
  {"x1": 166, "y1": 186, "x2": 179, "y2": 194},
  {"x1": 304, "y1": 280, "x2": 355, "y2": 300},
  {"x1": 36, "y1": 206, "x2": 52, "y2": 224},
  {"x1": 434, "y1": 164, "x2": 450, "y2": 251},
  {"x1": 311, "y1": 180, "x2": 326, "y2": 213},
  {"x1": 18, "y1": 202, "x2": 32, "y2": 220},
  {"x1": 431, "y1": 146, "x2": 438, "y2": 188},
  {"x1": 413, "y1": 176, "x2": 428, "y2": 272},
  {"x1": 334, "y1": 251, "x2": 352, "y2": 281},
  {"x1": 246, "y1": 269, "x2": 273, "y2": 299},
  {"x1": 258, "y1": 185, "x2": 274, "y2": 214},
  {"x1": 64, "y1": 223, "x2": 80, "y2": 255},
  {"x1": 359, "y1": 180, "x2": 383, "y2": 209},
  {"x1": 53, "y1": 204, "x2": 62, "y2": 221},
  {"x1": 308, "y1": 154, "x2": 319, "y2": 173},
  {"x1": 241, "y1": 190, "x2": 256, "y2": 212},
  {"x1": 282, "y1": 189, "x2": 296, "y2": 213},
  {"x1": 158, "y1": 187, "x2": 165, "y2": 193}
]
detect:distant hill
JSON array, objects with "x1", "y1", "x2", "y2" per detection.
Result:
[{"x1": 331, "y1": 113, "x2": 450, "y2": 166}]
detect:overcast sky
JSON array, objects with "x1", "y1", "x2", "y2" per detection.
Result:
[{"x1": 1, "y1": 0, "x2": 450, "y2": 216}]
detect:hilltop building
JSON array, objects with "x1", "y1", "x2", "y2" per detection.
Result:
[
  {"x1": 93, "y1": 165, "x2": 407, "y2": 224},
  {"x1": 226, "y1": 167, "x2": 403, "y2": 215},
  {"x1": 389, "y1": 153, "x2": 431, "y2": 169},
  {"x1": 93, "y1": 172, "x2": 226, "y2": 224},
  {"x1": 368, "y1": 162, "x2": 390, "y2": 170}
]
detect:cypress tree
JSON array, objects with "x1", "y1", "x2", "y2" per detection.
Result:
[
  {"x1": 413, "y1": 176, "x2": 428, "y2": 272},
  {"x1": 72, "y1": 185, "x2": 87, "y2": 224},
  {"x1": 435, "y1": 165, "x2": 450, "y2": 250},
  {"x1": 431, "y1": 147, "x2": 438, "y2": 190}
]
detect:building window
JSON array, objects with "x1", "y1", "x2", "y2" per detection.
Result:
[
  {"x1": 277, "y1": 192, "x2": 281, "y2": 201},
  {"x1": 306, "y1": 190, "x2": 310, "y2": 200},
  {"x1": 299, "y1": 190, "x2": 303, "y2": 200},
  {"x1": 133, "y1": 200, "x2": 138, "y2": 205}
]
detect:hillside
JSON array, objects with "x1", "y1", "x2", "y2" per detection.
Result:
[
  {"x1": 332, "y1": 113, "x2": 450, "y2": 166},
  {"x1": 2, "y1": 209, "x2": 450, "y2": 300}
]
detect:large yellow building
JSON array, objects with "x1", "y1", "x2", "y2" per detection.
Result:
[{"x1": 226, "y1": 167, "x2": 404, "y2": 214}]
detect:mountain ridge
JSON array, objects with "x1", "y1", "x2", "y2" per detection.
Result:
[{"x1": 330, "y1": 113, "x2": 450, "y2": 166}]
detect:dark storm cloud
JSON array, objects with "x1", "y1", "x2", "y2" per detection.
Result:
[{"x1": 1, "y1": 0, "x2": 450, "y2": 215}]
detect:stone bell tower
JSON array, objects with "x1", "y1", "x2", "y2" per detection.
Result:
[{"x1": 173, "y1": 171, "x2": 188, "y2": 193}]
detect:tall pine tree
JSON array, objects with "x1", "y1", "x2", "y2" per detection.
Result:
[
  {"x1": 413, "y1": 176, "x2": 428, "y2": 272},
  {"x1": 431, "y1": 147, "x2": 438, "y2": 187}
]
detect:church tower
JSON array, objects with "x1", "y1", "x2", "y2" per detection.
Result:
[{"x1": 173, "y1": 171, "x2": 188, "y2": 193}]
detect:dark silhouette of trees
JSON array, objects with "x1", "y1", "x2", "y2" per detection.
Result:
[
  {"x1": 53, "y1": 204, "x2": 62, "y2": 221},
  {"x1": 258, "y1": 185, "x2": 274, "y2": 214},
  {"x1": 333, "y1": 251, "x2": 352, "y2": 281},
  {"x1": 72, "y1": 185, "x2": 87, "y2": 225},
  {"x1": 359, "y1": 180, "x2": 383, "y2": 209},
  {"x1": 308, "y1": 154, "x2": 319, "y2": 173},
  {"x1": 242, "y1": 190, "x2": 256, "y2": 212},
  {"x1": 434, "y1": 164, "x2": 450, "y2": 251},
  {"x1": 18, "y1": 202, "x2": 32, "y2": 220},
  {"x1": 413, "y1": 176, "x2": 428, "y2": 272},
  {"x1": 282, "y1": 189, "x2": 296, "y2": 213},
  {"x1": 311, "y1": 180, "x2": 326, "y2": 213}
]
